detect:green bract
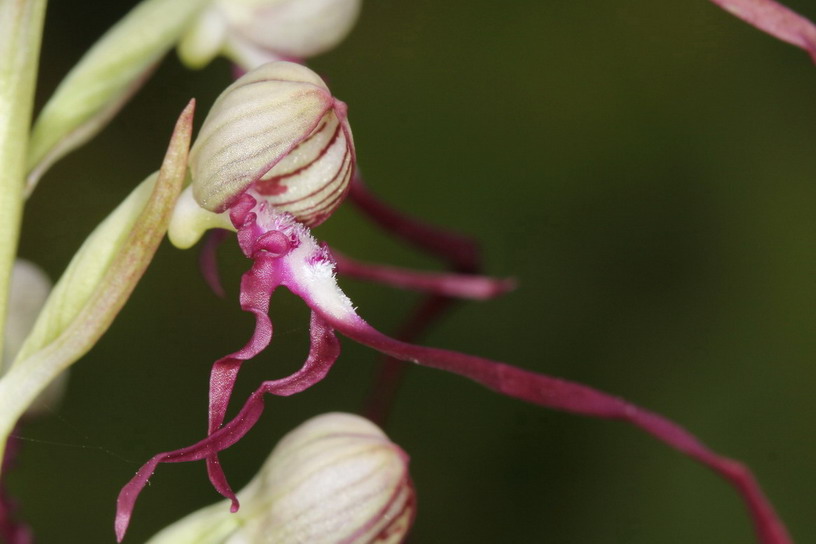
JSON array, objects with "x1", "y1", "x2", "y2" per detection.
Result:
[{"x1": 0, "y1": 101, "x2": 194, "y2": 469}]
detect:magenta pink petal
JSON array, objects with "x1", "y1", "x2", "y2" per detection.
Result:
[
  {"x1": 312, "y1": 308, "x2": 790, "y2": 544},
  {"x1": 115, "y1": 313, "x2": 340, "y2": 542},
  {"x1": 207, "y1": 257, "x2": 278, "y2": 432},
  {"x1": 115, "y1": 399, "x2": 266, "y2": 542},
  {"x1": 331, "y1": 250, "x2": 515, "y2": 300},
  {"x1": 252, "y1": 312, "x2": 342, "y2": 397},
  {"x1": 204, "y1": 255, "x2": 283, "y2": 508},
  {"x1": 711, "y1": 0, "x2": 816, "y2": 61}
]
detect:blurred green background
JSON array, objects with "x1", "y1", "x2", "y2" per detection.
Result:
[{"x1": 8, "y1": 0, "x2": 816, "y2": 542}]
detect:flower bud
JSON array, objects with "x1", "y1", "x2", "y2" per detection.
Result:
[
  {"x1": 1, "y1": 259, "x2": 64, "y2": 417},
  {"x1": 178, "y1": 0, "x2": 362, "y2": 69},
  {"x1": 147, "y1": 412, "x2": 414, "y2": 544},
  {"x1": 188, "y1": 61, "x2": 355, "y2": 227},
  {"x1": 2, "y1": 260, "x2": 50, "y2": 369}
]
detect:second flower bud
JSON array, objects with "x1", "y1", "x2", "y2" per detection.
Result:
[{"x1": 147, "y1": 412, "x2": 414, "y2": 544}]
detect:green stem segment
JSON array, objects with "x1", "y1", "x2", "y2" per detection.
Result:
[{"x1": 0, "y1": 0, "x2": 47, "y2": 366}]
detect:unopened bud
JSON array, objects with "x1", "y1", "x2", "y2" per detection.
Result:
[
  {"x1": 147, "y1": 412, "x2": 414, "y2": 544},
  {"x1": 2, "y1": 259, "x2": 64, "y2": 417},
  {"x1": 178, "y1": 0, "x2": 362, "y2": 69},
  {"x1": 187, "y1": 61, "x2": 354, "y2": 226}
]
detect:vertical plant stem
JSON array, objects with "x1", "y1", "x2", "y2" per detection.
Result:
[{"x1": 0, "y1": 0, "x2": 47, "y2": 358}]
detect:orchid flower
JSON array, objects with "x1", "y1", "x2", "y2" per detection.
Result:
[{"x1": 114, "y1": 61, "x2": 792, "y2": 544}]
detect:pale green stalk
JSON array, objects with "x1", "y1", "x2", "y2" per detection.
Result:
[{"x1": 0, "y1": 0, "x2": 47, "y2": 370}]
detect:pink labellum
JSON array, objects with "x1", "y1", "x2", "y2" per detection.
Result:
[{"x1": 118, "y1": 195, "x2": 791, "y2": 544}]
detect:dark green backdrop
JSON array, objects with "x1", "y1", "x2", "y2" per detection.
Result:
[{"x1": 10, "y1": 0, "x2": 816, "y2": 542}]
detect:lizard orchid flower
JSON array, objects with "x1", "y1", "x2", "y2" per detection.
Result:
[{"x1": 116, "y1": 62, "x2": 791, "y2": 544}]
